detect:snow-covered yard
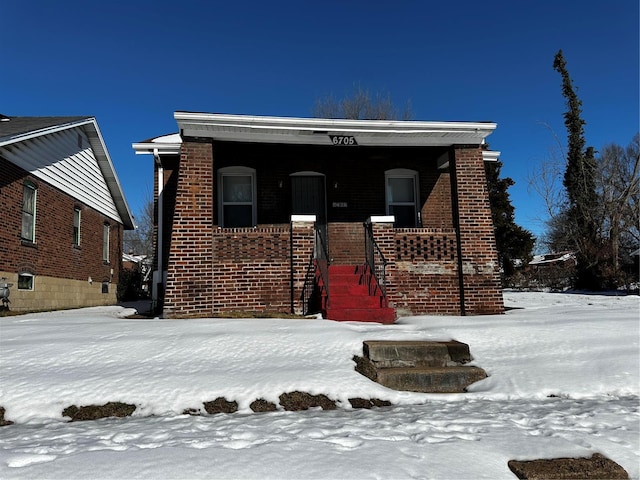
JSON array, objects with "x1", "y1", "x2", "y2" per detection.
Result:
[{"x1": 0, "y1": 291, "x2": 638, "y2": 479}]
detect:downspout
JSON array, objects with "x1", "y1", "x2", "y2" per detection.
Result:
[
  {"x1": 154, "y1": 149, "x2": 164, "y2": 311},
  {"x1": 449, "y1": 150, "x2": 466, "y2": 316}
]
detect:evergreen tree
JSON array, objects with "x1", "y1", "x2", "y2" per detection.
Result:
[
  {"x1": 485, "y1": 160, "x2": 535, "y2": 283},
  {"x1": 553, "y1": 50, "x2": 601, "y2": 289}
]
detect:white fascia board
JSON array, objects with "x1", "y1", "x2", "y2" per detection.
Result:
[
  {"x1": 175, "y1": 112, "x2": 497, "y2": 146},
  {"x1": 84, "y1": 119, "x2": 135, "y2": 230},
  {"x1": 175, "y1": 111, "x2": 496, "y2": 133}
]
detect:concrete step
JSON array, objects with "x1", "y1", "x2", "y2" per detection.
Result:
[
  {"x1": 354, "y1": 340, "x2": 485, "y2": 393},
  {"x1": 363, "y1": 340, "x2": 471, "y2": 368},
  {"x1": 374, "y1": 366, "x2": 487, "y2": 393}
]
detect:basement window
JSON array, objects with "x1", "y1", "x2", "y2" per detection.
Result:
[{"x1": 18, "y1": 273, "x2": 34, "y2": 291}]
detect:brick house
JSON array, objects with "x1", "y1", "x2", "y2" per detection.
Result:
[
  {"x1": 133, "y1": 112, "x2": 504, "y2": 321},
  {"x1": 1, "y1": 115, "x2": 134, "y2": 311}
]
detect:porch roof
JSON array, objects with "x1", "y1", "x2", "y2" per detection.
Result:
[
  {"x1": 175, "y1": 112, "x2": 497, "y2": 147},
  {"x1": 133, "y1": 113, "x2": 500, "y2": 160}
]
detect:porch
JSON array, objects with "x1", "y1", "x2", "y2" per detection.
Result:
[
  {"x1": 204, "y1": 217, "x2": 461, "y2": 322},
  {"x1": 134, "y1": 112, "x2": 504, "y2": 319}
]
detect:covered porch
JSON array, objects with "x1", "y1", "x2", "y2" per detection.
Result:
[{"x1": 133, "y1": 112, "x2": 504, "y2": 320}]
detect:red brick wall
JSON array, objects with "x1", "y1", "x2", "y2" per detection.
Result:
[
  {"x1": 163, "y1": 140, "x2": 215, "y2": 318},
  {"x1": 392, "y1": 229, "x2": 461, "y2": 315},
  {"x1": 421, "y1": 172, "x2": 453, "y2": 229},
  {"x1": 328, "y1": 223, "x2": 365, "y2": 265},
  {"x1": 290, "y1": 220, "x2": 316, "y2": 314},
  {"x1": 0, "y1": 157, "x2": 123, "y2": 287},
  {"x1": 453, "y1": 147, "x2": 504, "y2": 314},
  {"x1": 212, "y1": 227, "x2": 291, "y2": 313}
]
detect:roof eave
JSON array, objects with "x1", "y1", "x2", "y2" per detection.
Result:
[
  {"x1": 174, "y1": 112, "x2": 497, "y2": 147},
  {"x1": 82, "y1": 120, "x2": 135, "y2": 230}
]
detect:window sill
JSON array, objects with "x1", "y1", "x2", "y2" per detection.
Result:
[
  {"x1": 20, "y1": 240, "x2": 37, "y2": 248},
  {"x1": 73, "y1": 244, "x2": 81, "y2": 250}
]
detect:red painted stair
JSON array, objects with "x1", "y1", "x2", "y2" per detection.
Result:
[{"x1": 323, "y1": 265, "x2": 395, "y2": 324}]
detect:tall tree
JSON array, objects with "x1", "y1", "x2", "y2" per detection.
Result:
[
  {"x1": 485, "y1": 160, "x2": 535, "y2": 283},
  {"x1": 553, "y1": 49, "x2": 601, "y2": 289}
]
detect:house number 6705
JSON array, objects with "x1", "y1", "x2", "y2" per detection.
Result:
[{"x1": 330, "y1": 135, "x2": 358, "y2": 145}]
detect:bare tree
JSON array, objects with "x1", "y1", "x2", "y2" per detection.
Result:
[
  {"x1": 530, "y1": 133, "x2": 640, "y2": 287},
  {"x1": 597, "y1": 134, "x2": 640, "y2": 281},
  {"x1": 312, "y1": 85, "x2": 413, "y2": 120},
  {"x1": 124, "y1": 196, "x2": 154, "y2": 257}
]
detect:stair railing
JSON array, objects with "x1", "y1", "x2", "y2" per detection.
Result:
[
  {"x1": 314, "y1": 224, "x2": 330, "y2": 307},
  {"x1": 364, "y1": 221, "x2": 388, "y2": 304},
  {"x1": 300, "y1": 224, "x2": 330, "y2": 315}
]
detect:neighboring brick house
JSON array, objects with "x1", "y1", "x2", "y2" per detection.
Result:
[
  {"x1": 133, "y1": 112, "x2": 504, "y2": 322},
  {"x1": 1, "y1": 115, "x2": 134, "y2": 311}
]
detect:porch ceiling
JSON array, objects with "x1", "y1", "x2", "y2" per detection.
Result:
[{"x1": 174, "y1": 112, "x2": 497, "y2": 147}]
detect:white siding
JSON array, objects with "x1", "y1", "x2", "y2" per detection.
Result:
[{"x1": 0, "y1": 126, "x2": 122, "y2": 223}]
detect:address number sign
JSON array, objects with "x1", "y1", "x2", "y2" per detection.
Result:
[{"x1": 329, "y1": 135, "x2": 358, "y2": 145}]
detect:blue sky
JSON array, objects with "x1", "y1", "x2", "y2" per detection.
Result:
[{"x1": 3, "y1": 0, "x2": 638, "y2": 240}]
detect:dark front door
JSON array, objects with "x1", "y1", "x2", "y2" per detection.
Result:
[
  {"x1": 291, "y1": 175, "x2": 326, "y2": 224},
  {"x1": 292, "y1": 175, "x2": 327, "y2": 253}
]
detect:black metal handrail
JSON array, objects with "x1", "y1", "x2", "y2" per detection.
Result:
[
  {"x1": 300, "y1": 224, "x2": 330, "y2": 315},
  {"x1": 364, "y1": 221, "x2": 388, "y2": 302}
]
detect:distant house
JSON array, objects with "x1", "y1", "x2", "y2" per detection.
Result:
[
  {"x1": 122, "y1": 252, "x2": 152, "y2": 296},
  {"x1": 0, "y1": 115, "x2": 134, "y2": 311},
  {"x1": 133, "y1": 112, "x2": 504, "y2": 321},
  {"x1": 528, "y1": 252, "x2": 577, "y2": 289}
]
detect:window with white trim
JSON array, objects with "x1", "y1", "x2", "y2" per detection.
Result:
[
  {"x1": 218, "y1": 167, "x2": 257, "y2": 228},
  {"x1": 21, "y1": 181, "x2": 37, "y2": 242},
  {"x1": 73, "y1": 207, "x2": 81, "y2": 246},
  {"x1": 103, "y1": 223, "x2": 110, "y2": 262},
  {"x1": 385, "y1": 169, "x2": 420, "y2": 228}
]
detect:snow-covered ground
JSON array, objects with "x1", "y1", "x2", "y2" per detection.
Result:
[{"x1": 0, "y1": 291, "x2": 638, "y2": 479}]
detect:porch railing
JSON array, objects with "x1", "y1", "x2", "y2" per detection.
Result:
[
  {"x1": 300, "y1": 224, "x2": 330, "y2": 315},
  {"x1": 364, "y1": 221, "x2": 388, "y2": 303}
]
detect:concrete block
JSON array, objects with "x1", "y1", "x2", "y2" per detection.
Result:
[
  {"x1": 364, "y1": 340, "x2": 452, "y2": 368},
  {"x1": 508, "y1": 453, "x2": 629, "y2": 479},
  {"x1": 375, "y1": 366, "x2": 487, "y2": 393}
]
